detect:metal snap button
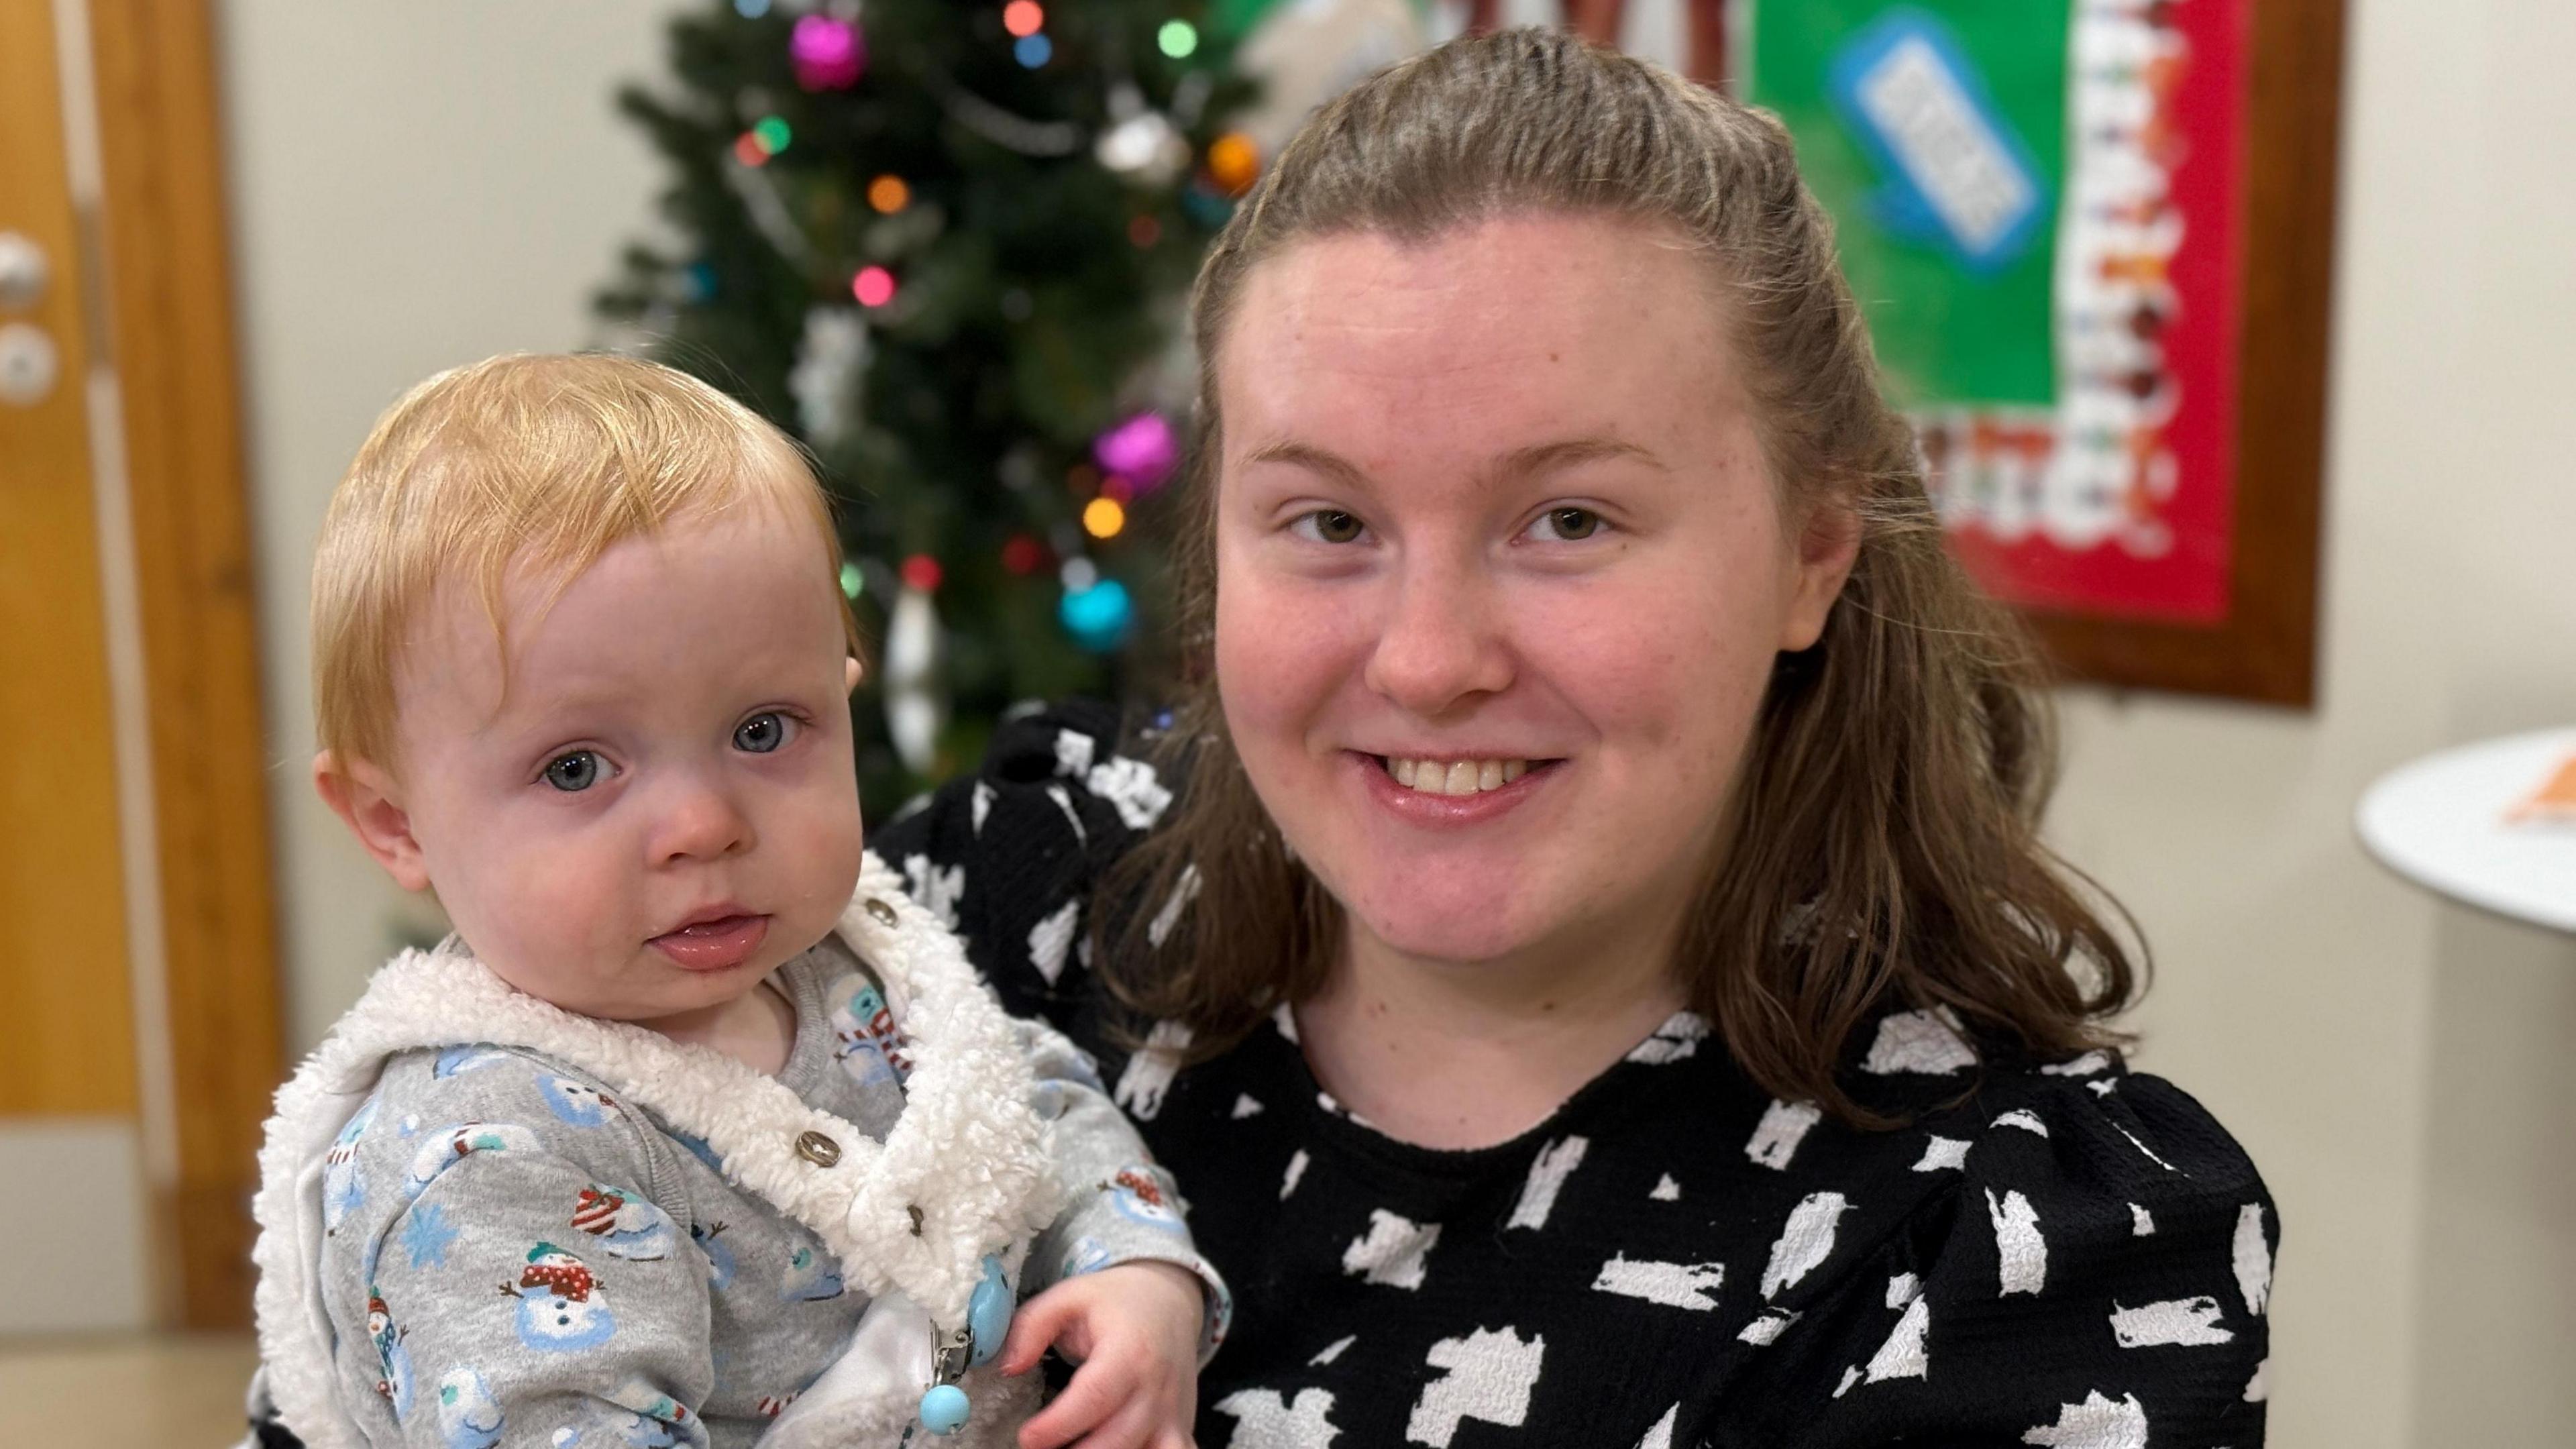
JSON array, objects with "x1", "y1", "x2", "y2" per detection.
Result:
[
  {"x1": 865, "y1": 898, "x2": 899, "y2": 927},
  {"x1": 794, "y1": 1130, "x2": 841, "y2": 1167}
]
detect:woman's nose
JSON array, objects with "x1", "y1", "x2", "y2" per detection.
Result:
[
  {"x1": 1361, "y1": 559, "x2": 1514, "y2": 717},
  {"x1": 648, "y1": 772, "x2": 756, "y2": 865}
]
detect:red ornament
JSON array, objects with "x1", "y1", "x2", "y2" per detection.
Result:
[
  {"x1": 900, "y1": 553, "x2": 944, "y2": 592},
  {"x1": 1000, "y1": 533, "x2": 1048, "y2": 576}
]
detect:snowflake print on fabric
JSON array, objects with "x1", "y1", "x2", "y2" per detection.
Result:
[
  {"x1": 1114, "y1": 1020, "x2": 1192, "y2": 1120},
  {"x1": 1591, "y1": 1254, "x2": 1724, "y2": 1310},
  {"x1": 1762, "y1": 1191, "x2": 1851, "y2": 1298},
  {"x1": 1505, "y1": 1137, "x2": 1588, "y2": 1230},
  {"x1": 2108, "y1": 1297, "x2": 2233, "y2": 1348},
  {"x1": 902, "y1": 853, "x2": 965, "y2": 928},
  {"x1": 1214, "y1": 1387, "x2": 1342, "y2": 1447},
  {"x1": 401, "y1": 1203, "x2": 460, "y2": 1270},
  {"x1": 1406, "y1": 1326, "x2": 1545, "y2": 1446},
  {"x1": 570, "y1": 1184, "x2": 677, "y2": 1261},
  {"x1": 1913, "y1": 1135, "x2": 1972, "y2": 1172},
  {"x1": 780, "y1": 1244, "x2": 845, "y2": 1302},
  {"x1": 1862, "y1": 1008, "x2": 1977, "y2": 1075},
  {"x1": 1028, "y1": 898, "x2": 1081, "y2": 986},
  {"x1": 1650, "y1": 1175, "x2": 1682, "y2": 1201},
  {"x1": 366, "y1": 1291, "x2": 416, "y2": 1419},
  {"x1": 1146, "y1": 864, "x2": 1203, "y2": 947},
  {"x1": 1061, "y1": 1235, "x2": 1116, "y2": 1280},
  {"x1": 1988, "y1": 1189, "x2": 2048, "y2": 1295},
  {"x1": 1633, "y1": 1403, "x2": 1678, "y2": 1449},
  {"x1": 1280, "y1": 1149, "x2": 1309, "y2": 1200},
  {"x1": 323, "y1": 1096, "x2": 378, "y2": 1232},
  {"x1": 1746, "y1": 1099, "x2": 1823, "y2": 1170},
  {"x1": 433, "y1": 1366, "x2": 503, "y2": 1449},
  {"x1": 505, "y1": 1244, "x2": 617, "y2": 1352},
  {"x1": 1083, "y1": 755, "x2": 1173, "y2": 830},
  {"x1": 1625, "y1": 1012, "x2": 1709, "y2": 1065},
  {"x1": 1342, "y1": 1210, "x2": 1440, "y2": 1290},
  {"x1": 537, "y1": 1076, "x2": 619, "y2": 1127},
  {"x1": 2234, "y1": 1203, "x2": 2273, "y2": 1314},
  {"x1": 1861, "y1": 1296, "x2": 1931, "y2": 1387},
  {"x1": 2021, "y1": 1390, "x2": 2149, "y2": 1448}
]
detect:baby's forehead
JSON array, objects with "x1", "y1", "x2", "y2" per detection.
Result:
[{"x1": 393, "y1": 502, "x2": 843, "y2": 714}]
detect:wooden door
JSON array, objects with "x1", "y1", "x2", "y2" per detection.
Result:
[
  {"x1": 0, "y1": 0, "x2": 154, "y2": 1334},
  {"x1": 1, "y1": 0, "x2": 280, "y2": 1332}
]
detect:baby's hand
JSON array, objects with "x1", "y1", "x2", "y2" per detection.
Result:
[{"x1": 999, "y1": 1260, "x2": 1203, "y2": 1449}]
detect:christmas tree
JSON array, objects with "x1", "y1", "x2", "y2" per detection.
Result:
[{"x1": 599, "y1": 0, "x2": 1264, "y2": 814}]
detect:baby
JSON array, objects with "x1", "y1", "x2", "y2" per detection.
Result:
[{"x1": 244, "y1": 355, "x2": 1218, "y2": 1449}]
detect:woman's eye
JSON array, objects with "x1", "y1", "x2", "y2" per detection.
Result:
[
  {"x1": 1291, "y1": 509, "x2": 1368, "y2": 545},
  {"x1": 734, "y1": 712, "x2": 795, "y2": 754},
  {"x1": 1529, "y1": 506, "x2": 1603, "y2": 542},
  {"x1": 542, "y1": 751, "x2": 607, "y2": 792}
]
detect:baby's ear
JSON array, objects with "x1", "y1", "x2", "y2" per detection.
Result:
[
  {"x1": 315, "y1": 751, "x2": 432, "y2": 893},
  {"x1": 844, "y1": 655, "x2": 864, "y2": 694}
]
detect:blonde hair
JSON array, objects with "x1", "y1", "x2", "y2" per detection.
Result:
[
  {"x1": 312, "y1": 352, "x2": 855, "y2": 771},
  {"x1": 1102, "y1": 28, "x2": 2141, "y2": 1125}
]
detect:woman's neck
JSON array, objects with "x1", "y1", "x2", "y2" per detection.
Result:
[{"x1": 1296, "y1": 917, "x2": 1688, "y2": 1151}]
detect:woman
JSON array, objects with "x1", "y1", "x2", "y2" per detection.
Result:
[{"x1": 882, "y1": 27, "x2": 2273, "y2": 1449}]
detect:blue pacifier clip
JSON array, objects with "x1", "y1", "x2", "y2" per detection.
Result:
[{"x1": 918, "y1": 1254, "x2": 1013, "y2": 1436}]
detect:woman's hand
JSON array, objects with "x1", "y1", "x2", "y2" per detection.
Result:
[{"x1": 1000, "y1": 1259, "x2": 1203, "y2": 1449}]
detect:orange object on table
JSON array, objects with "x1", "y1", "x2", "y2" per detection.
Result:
[{"x1": 2504, "y1": 752, "x2": 2576, "y2": 823}]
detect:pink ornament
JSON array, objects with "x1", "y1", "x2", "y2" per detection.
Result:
[
  {"x1": 791, "y1": 15, "x2": 865, "y2": 92},
  {"x1": 1093, "y1": 412, "x2": 1179, "y2": 491}
]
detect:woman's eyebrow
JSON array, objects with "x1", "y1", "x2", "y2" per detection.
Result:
[{"x1": 1239, "y1": 435, "x2": 1663, "y2": 486}]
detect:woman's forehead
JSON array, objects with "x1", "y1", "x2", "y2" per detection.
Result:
[{"x1": 1216, "y1": 215, "x2": 1746, "y2": 462}]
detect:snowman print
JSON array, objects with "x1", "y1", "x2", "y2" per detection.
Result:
[
  {"x1": 1103, "y1": 1167, "x2": 1187, "y2": 1233},
  {"x1": 569, "y1": 1184, "x2": 676, "y2": 1262},
  {"x1": 433, "y1": 1366, "x2": 503, "y2": 1449},
  {"x1": 323, "y1": 1097, "x2": 379, "y2": 1232},
  {"x1": 689, "y1": 1221, "x2": 736, "y2": 1290},
  {"x1": 778, "y1": 1243, "x2": 845, "y2": 1303},
  {"x1": 826, "y1": 975, "x2": 912, "y2": 1087},
  {"x1": 503, "y1": 1243, "x2": 617, "y2": 1352},
  {"x1": 539, "y1": 1075, "x2": 619, "y2": 1128},
  {"x1": 366, "y1": 1290, "x2": 416, "y2": 1419}
]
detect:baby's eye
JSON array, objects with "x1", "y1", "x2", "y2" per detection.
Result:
[
  {"x1": 1291, "y1": 509, "x2": 1368, "y2": 545},
  {"x1": 734, "y1": 712, "x2": 796, "y2": 754},
  {"x1": 1526, "y1": 506, "x2": 1604, "y2": 542},
  {"x1": 543, "y1": 751, "x2": 610, "y2": 792}
]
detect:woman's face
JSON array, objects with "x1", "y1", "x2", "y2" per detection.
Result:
[{"x1": 1212, "y1": 213, "x2": 1854, "y2": 975}]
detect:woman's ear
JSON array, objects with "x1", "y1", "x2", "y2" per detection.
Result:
[
  {"x1": 1780, "y1": 494, "x2": 1863, "y2": 653},
  {"x1": 315, "y1": 751, "x2": 432, "y2": 893},
  {"x1": 845, "y1": 655, "x2": 865, "y2": 694}
]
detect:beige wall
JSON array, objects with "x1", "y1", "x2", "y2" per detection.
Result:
[
  {"x1": 220, "y1": 1, "x2": 2573, "y2": 1443},
  {"x1": 219, "y1": 0, "x2": 686, "y2": 1048}
]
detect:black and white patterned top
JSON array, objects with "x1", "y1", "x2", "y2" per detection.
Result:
[{"x1": 873, "y1": 700, "x2": 2277, "y2": 1448}]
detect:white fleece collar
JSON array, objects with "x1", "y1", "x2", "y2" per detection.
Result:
[{"x1": 249, "y1": 852, "x2": 1057, "y2": 1449}]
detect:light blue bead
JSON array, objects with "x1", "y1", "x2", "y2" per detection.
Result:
[
  {"x1": 967, "y1": 1254, "x2": 1012, "y2": 1367},
  {"x1": 919, "y1": 1383, "x2": 969, "y2": 1436}
]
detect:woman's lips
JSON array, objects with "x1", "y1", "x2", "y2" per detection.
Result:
[{"x1": 649, "y1": 914, "x2": 771, "y2": 971}]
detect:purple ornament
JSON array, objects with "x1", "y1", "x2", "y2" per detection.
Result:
[
  {"x1": 1093, "y1": 412, "x2": 1180, "y2": 492},
  {"x1": 791, "y1": 15, "x2": 865, "y2": 92}
]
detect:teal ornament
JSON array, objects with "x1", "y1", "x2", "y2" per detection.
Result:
[
  {"x1": 1057, "y1": 578, "x2": 1133, "y2": 653},
  {"x1": 967, "y1": 1254, "x2": 1011, "y2": 1367},
  {"x1": 918, "y1": 1383, "x2": 970, "y2": 1436}
]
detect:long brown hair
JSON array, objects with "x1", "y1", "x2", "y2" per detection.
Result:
[{"x1": 1099, "y1": 27, "x2": 2140, "y2": 1126}]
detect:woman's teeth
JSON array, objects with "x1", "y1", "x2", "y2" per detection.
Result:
[{"x1": 1387, "y1": 757, "x2": 1530, "y2": 795}]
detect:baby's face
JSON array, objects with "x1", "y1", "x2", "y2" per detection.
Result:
[{"x1": 384, "y1": 502, "x2": 865, "y2": 1030}]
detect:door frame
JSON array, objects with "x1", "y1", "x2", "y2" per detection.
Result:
[{"x1": 84, "y1": 0, "x2": 282, "y2": 1331}]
